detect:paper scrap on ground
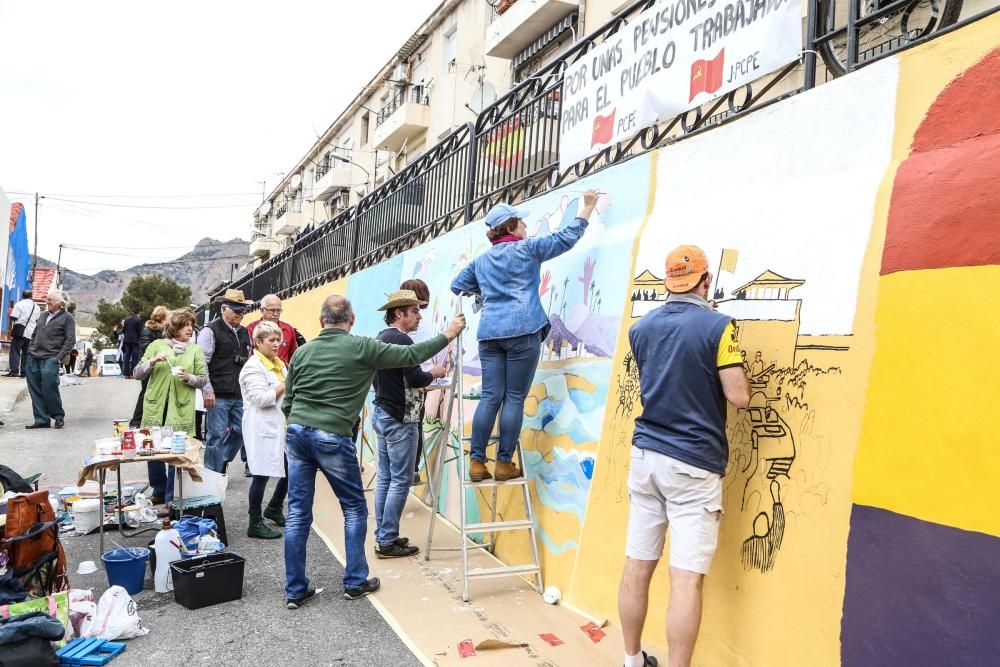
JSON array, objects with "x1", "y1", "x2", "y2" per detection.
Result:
[
  {"x1": 581, "y1": 621, "x2": 607, "y2": 643},
  {"x1": 540, "y1": 633, "x2": 564, "y2": 646},
  {"x1": 476, "y1": 639, "x2": 528, "y2": 651},
  {"x1": 458, "y1": 639, "x2": 476, "y2": 658}
]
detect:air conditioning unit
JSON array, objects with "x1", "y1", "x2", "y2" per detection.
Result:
[
  {"x1": 391, "y1": 62, "x2": 409, "y2": 84},
  {"x1": 329, "y1": 190, "x2": 349, "y2": 210}
]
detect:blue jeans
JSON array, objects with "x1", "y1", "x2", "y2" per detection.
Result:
[
  {"x1": 284, "y1": 424, "x2": 369, "y2": 597},
  {"x1": 146, "y1": 462, "x2": 175, "y2": 503},
  {"x1": 372, "y1": 406, "x2": 419, "y2": 546},
  {"x1": 471, "y1": 332, "x2": 542, "y2": 463},
  {"x1": 25, "y1": 355, "x2": 64, "y2": 424},
  {"x1": 8, "y1": 336, "x2": 29, "y2": 375},
  {"x1": 203, "y1": 397, "x2": 244, "y2": 473}
]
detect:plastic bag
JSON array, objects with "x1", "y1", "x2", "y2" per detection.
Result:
[
  {"x1": 68, "y1": 589, "x2": 96, "y2": 638},
  {"x1": 174, "y1": 516, "x2": 217, "y2": 552},
  {"x1": 130, "y1": 493, "x2": 157, "y2": 525},
  {"x1": 176, "y1": 465, "x2": 228, "y2": 501},
  {"x1": 81, "y1": 586, "x2": 148, "y2": 640}
]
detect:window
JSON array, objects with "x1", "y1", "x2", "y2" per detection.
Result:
[
  {"x1": 361, "y1": 113, "x2": 370, "y2": 145},
  {"x1": 442, "y1": 25, "x2": 457, "y2": 70}
]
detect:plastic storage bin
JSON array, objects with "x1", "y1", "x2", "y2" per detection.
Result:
[{"x1": 169, "y1": 552, "x2": 245, "y2": 609}]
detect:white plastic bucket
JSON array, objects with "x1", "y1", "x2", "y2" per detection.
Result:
[{"x1": 72, "y1": 498, "x2": 102, "y2": 533}]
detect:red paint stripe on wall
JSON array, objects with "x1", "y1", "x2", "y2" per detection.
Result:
[{"x1": 882, "y1": 49, "x2": 1000, "y2": 275}]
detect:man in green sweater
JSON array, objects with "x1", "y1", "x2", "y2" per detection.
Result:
[{"x1": 282, "y1": 294, "x2": 466, "y2": 608}]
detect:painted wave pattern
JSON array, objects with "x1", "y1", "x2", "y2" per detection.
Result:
[
  {"x1": 523, "y1": 448, "x2": 596, "y2": 555},
  {"x1": 522, "y1": 361, "x2": 612, "y2": 445}
]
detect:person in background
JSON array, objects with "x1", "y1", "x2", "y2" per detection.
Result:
[
  {"x1": 372, "y1": 290, "x2": 447, "y2": 558},
  {"x1": 133, "y1": 308, "x2": 208, "y2": 505},
  {"x1": 7, "y1": 289, "x2": 39, "y2": 377},
  {"x1": 198, "y1": 290, "x2": 253, "y2": 474},
  {"x1": 129, "y1": 306, "x2": 168, "y2": 428},
  {"x1": 617, "y1": 246, "x2": 751, "y2": 667},
  {"x1": 121, "y1": 307, "x2": 143, "y2": 378},
  {"x1": 65, "y1": 348, "x2": 79, "y2": 375},
  {"x1": 281, "y1": 295, "x2": 464, "y2": 608},
  {"x1": 24, "y1": 290, "x2": 76, "y2": 430},
  {"x1": 450, "y1": 190, "x2": 599, "y2": 482},
  {"x1": 78, "y1": 348, "x2": 94, "y2": 377},
  {"x1": 239, "y1": 320, "x2": 289, "y2": 539},
  {"x1": 399, "y1": 278, "x2": 432, "y2": 485},
  {"x1": 244, "y1": 293, "x2": 300, "y2": 477}
]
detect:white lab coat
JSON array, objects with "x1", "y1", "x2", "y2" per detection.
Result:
[{"x1": 238, "y1": 353, "x2": 286, "y2": 478}]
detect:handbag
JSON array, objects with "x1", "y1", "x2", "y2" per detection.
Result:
[
  {"x1": 1, "y1": 493, "x2": 68, "y2": 596},
  {"x1": 10, "y1": 304, "x2": 35, "y2": 339}
]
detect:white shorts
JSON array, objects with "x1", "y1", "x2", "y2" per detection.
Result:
[{"x1": 625, "y1": 447, "x2": 723, "y2": 574}]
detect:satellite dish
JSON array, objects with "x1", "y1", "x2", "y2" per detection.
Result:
[
  {"x1": 260, "y1": 201, "x2": 272, "y2": 215},
  {"x1": 291, "y1": 174, "x2": 302, "y2": 189},
  {"x1": 467, "y1": 82, "x2": 497, "y2": 115}
]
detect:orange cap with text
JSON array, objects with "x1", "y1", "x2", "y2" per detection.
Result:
[{"x1": 664, "y1": 245, "x2": 709, "y2": 292}]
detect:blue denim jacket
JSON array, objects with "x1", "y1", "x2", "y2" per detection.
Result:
[{"x1": 451, "y1": 217, "x2": 589, "y2": 340}]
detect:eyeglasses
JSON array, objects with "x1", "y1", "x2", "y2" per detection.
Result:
[{"x1": 262, "y1": 308, "x2": 283, "y2": 315}]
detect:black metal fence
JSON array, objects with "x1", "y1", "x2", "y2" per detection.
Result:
[{"x1": 205, "y1": 0, "x2": 998, "y2": 318}]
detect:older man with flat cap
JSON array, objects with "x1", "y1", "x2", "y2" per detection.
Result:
[{"x1": 198, "y1": 289, "x2": 254, "y2": 474}]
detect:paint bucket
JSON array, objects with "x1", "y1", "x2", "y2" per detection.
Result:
[
  {"x1": 101, "y1": 547, "x2": 149, "y2": 595},
  {"x1": 72, "y1": 498, "x2": 102, "y2": 533}
]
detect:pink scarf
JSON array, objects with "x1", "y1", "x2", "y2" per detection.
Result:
[{"x1": 491, "y1": 235, "x2": 520, "y2": 245}]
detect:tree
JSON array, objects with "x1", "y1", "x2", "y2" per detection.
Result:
[{"x1": 95, "y1": 275, "x2": 191, "y2": 339}]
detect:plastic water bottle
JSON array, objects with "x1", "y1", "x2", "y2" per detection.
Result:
[{"x1": 153, "y1": 520, "x2": 182, "y2": 592}]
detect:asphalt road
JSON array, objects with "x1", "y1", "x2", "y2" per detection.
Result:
[{"x1": 0, "y1": 375, "x2": 421, "y2": 667}]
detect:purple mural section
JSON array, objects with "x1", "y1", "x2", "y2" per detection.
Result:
[{"x1": 841, "y1": 504, "x2": 1000, "y2": 666}]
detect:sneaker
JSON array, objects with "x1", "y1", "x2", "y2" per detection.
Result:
[
  {"x1": 243, "y1": 463, "x2": 252, "y2": 478},
  {"x1": 394, "y1": 537, "x2": 409, "y2": 547},
  {"x1": 286, "y1": 587, "x2": 323, "y2": 609},
  {"x1": 626, "y1": 651, "x2": 658, "y2": 667},
  {"x1": 469, "y1": 460, "x2": 491, "y2": 482},
  {"x1": 343, "y1": 577, "x2": 380, "y2": 600},
  {"x1": 375, "y1": 542, "x2": 419, "y2": 559},
  {"x1": 494, "y1": 461, "x2": 523, "y2": 481}
]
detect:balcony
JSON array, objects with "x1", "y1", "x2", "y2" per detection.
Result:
[
  {"x1": 485, "y1": 0, "x2": 578, "y2": 59},
  {"x1": 273, "y1": 202, "x2": 305, "y2": 236},
  {"x1": 370, "y1": 85, "x2": 431, "y2": 153},
  {"x1": 249, "y1": 235, "x2": 282, "y2": 258},
  {"x1": 312, "y1": 159, "x2": 355, "y2": 201}
]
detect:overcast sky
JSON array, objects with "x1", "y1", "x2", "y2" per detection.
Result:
[{"x1": 0, "y1": 0, "x2": 440, "y2": 274}]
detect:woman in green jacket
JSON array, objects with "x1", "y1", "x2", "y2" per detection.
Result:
[{"x1": 133, "y1": 308, "x2": 208, "y2": 503}]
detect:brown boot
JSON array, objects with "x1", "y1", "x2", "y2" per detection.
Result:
[
  {"x1": 494, "y1": 461, "x2": 523, "y2": 482},
  {"x1": 469, "y1": 460, "x2": 492, "y2": 482}
]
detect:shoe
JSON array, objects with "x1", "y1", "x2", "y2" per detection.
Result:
[
  {"x1": 343, "y1": 577, "x2": 380, "y2": 600},
  {"x1": 625, "y1": 651, "x2": 658, "y2": 667},
  {"x1": 25, "y1": 422, "x2": 50, "y2": 429},
  {"x1": 149, "y1": 496, "x2": 165, "y2": 505},
  {"x1": 286, "y1": 587, "x2": 323, "y2": 609},
  {"x1": 394, "y1": 537, "x2": 409, "y2": 547},
  {"x1": 263, "y1": 502, "x2": 286, "y2": 527},
  {"x1": 494, "y1": 461, "x2": 523, "y2": 481},
  {"x1": 469, "y1": 460, "x2": 491, "y2": 482},
  {"x1": 3, "y1": 372, "x2": 16, "y2": 377},
  {"x1": 247, "y1": 513, "x2": 282, "y2": 539},
  {"x1": 54, "y1": 418, "x2": 64, "y2": 429},
  {"x1": 243, "y1": 463, "x2": 252, "y2": 478},
  {"x1": 374, "y1": 542, "x2": 419, "y2": 559}
]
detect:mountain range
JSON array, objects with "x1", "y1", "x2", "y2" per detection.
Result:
[{"x1": 33, "y1": 238, "x2": 249, "y2": 326}]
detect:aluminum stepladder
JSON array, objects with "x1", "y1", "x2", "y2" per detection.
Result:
[{"x1": 422, "y1": 330, "x2": 544, "y2": 602}]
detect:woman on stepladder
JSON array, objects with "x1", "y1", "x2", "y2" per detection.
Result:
[{"x1": 451, "y1": 189, "x2": 599, "y2": 482}]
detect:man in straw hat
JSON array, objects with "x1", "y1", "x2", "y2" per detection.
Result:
[
  {"x1": 617, "y1": 245, "x2": 750, "y2": 667},
  {"x1": 198, "y1": 288, "x2": 254, "y2": 474},
  {"x1": 371, "y1": 290, "x2": 447, "y2": 558},
  {"x1": 281, "y1": 295, "x2": 465, "y2": 607}
]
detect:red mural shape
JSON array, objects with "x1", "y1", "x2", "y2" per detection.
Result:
[{"x1": 881, "y1": 48, "x2": 1000, "y2": 275}]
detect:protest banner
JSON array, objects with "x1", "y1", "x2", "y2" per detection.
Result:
[{"x1": 559, "y1": 0, "x2": 802, "y2": 171}]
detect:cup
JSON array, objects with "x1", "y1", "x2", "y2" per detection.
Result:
[
  {"x1": 77, "y1": 560, "x2": 98, "y2": 575},
  {"x1": 171, "y1": 432, "x2": 187, "y2": 454},
  {"x1": 170, "y1": 366, "x2": 183, "y2": 378}
]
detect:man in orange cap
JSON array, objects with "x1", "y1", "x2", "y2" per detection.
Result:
[{"x1": 617, "y1": 245, "x2": 750, "y2": 667}]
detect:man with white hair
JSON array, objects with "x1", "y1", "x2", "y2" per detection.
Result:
[
  {"x1": 25, "y1": 290, "x2": 76, "y2": 429},
  {"x1": 247, "y1": 294, "x2": 299, "y2": 365}
]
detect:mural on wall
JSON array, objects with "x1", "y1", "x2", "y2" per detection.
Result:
[{"x1": 570, "y1": 56, "x2": 901, "y2": 667}]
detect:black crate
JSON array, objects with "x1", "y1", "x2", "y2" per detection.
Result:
[{"x1": 169, "y1": 552, "x2": 245, "y2": 610}]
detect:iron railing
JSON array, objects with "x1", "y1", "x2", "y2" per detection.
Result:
[
  {"x1": 376, "y1": 85, "x2": 430, "y2": 127},
  {"x1": 203, "y1": 0, "x2": 999, "y2": 318}
]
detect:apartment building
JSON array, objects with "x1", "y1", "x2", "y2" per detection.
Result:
[{"x1": 248, "y1": 0, "x2": 639, "y2": 265}]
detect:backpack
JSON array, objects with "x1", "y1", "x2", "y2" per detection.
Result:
[{"x1": 1, "y1": 492, "x2": 69, "y2": 597}]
